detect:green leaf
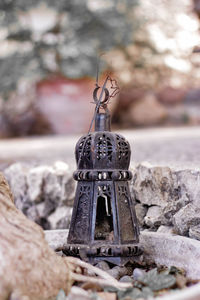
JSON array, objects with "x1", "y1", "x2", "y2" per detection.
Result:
[
  {"x1": 138, "y1": 268, "x2": 176, "y2": 291},
  {"x1": 117, "y1": 286, "x2": 153, "y2": 300},
  {"x1": 103, "y1": 286, "x2": 119, "y2": 293}
]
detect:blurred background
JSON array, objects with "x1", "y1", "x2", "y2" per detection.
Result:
[{"x1": 1, "y1": 0, "x2": 200, "y2": 137}]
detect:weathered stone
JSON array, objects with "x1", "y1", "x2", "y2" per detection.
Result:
[
  {"x1": 119, "y1": 276, "x2": 133, "y2": 283},
  {"x1": 27, "y1": 165, "x2": 49, "y2": 204},
  {"x1": 47, "y1": 206, "x2": 72, "y2": 230},
  {"x1": 131, "y1": 163, "x2": 198, "y2": 234},
  {"x1": 157, "y1": 225, "x2": 174, "y2": 234},
  {"x1": 133, "y1": 268, "x2": 145, "y2": 280},
  {"x1": 173, "y1": 204, "x2": 200, "y2": 236},
  {"x1": 175, "y1": 169, "x2": 200, "y2": 206},
  {"x1": 66, "y1": 286, "x2": 90, "y2": 300},
  {"x1": 3, "y1": 162, "x2": 75, "y2": 230},
  {"x1": 135, "y1": 203, "x2": 147, "y2": 226},
  {"x1": 144, "y1": 206, "x2": 166, "y2": 228},
  {"x1": 95, "y1": 261, "x2": 110, "y2": 272},
  {"x1": 107, "y1": 266, "x2": 128, "y2": 280},
  {"x1": 4, "y1": 163, "x2": 28, "y2": 211},
  {"x1": 131, "y1": 163, "x2": 178, "y2": 207},
  {"x1": 189, "y1": 224, "x2": 200, "y2": 241},
  {"x1": 42, "y1": 161, "x2": 75, "y2": 206}
]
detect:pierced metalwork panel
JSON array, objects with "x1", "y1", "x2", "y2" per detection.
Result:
[
  {"x1": 96, "y1": 133, "x2": 113, "y2": 161},
  {"x1": 115, "y1": 134, "x2": 130, "y2": 169},
  {"x1": 115, "y1": 182, "x2": 137, "y2": 244},
  {"x1": 75, "y1": 134, "x2": 92, "y2": 169},
  {"x1": 68, "y1": 183, "x2": 92, "y2": 244}
]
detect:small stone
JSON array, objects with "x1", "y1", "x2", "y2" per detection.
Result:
[
  {"x1": 26, "y1": 205, "x2": 38, "y2": 222},
  {"x1": 27, "y1": 165, "x2": 49, "y2": 203},
  {"x1": 133, "y1": 268, "x2": 145, "y2": 280},
  {"x1": 66, "y1": 286, "x2": 90, "y2": 300},
  {"x1": 47, "y1": 206, "x2": 72, "y2": 230},
  {"x1": 189, "y1": 224, "x2": 200, "y2": 240},
  {"x1": 157, "y1": 225, "x2": 174, "y2": 234},
  {"x1": 95, "y1": 261, "x2": 110, "y2": 271},
  {"x1": 36, "y1": 202, "x2": 45, "y2": 218},
  {"x1": 144, "y1": 206, "x2": 164, "y2": 228},
  {"x1": 4, "y1": 163, "x2": 28, "y2": 210},
  {"x1": 175, "y1": 274, "x2": 187, "y2": 289},
  {"x1": 135, "y1": 203, "x2": 147, "y2": 226},
  {"x1": 107, "y1": 266, "x2": 128, "y2": 280},
  {"x1": 119, "y1": 275, "x2": 133, "y2": 283}
]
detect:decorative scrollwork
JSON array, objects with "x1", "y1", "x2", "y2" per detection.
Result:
[
  {"x1": 97, "y1": 184, "x2": 111, "y2": 197},
  {"x1": 78, "y1": 134, "x2": 92, "y2": 162},
  {"x1": 96, "y1": 134, "x2": 113, "y2": 161},
  {"x1": 116, "y1": 134, "x2": 129, "y2": 161}
]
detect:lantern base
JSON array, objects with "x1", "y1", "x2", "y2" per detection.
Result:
[{"x1": 62, "y1": 243, "x2": 142, "y2": 266}]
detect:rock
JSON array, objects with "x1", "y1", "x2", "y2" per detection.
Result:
[
  {"x1": 144, "y1": 206, "x2": 165, "y2": 228},
  {"x1": 157, "y1": 225, "x2": 174, "y2": 234},
  {"x1": 27, "y1": 165, "x2": 50, "y2": 204},
  {"x1": 173, "y1": 204, "x2": 200, "y2": 236},
  {"x1": 45, "y1": 229, "x2": 68, "y2": 251},
  {"x1": 131, "y1": 163, "x2": 178, "y2": 207},
  {"x1": 131, "y1": 163, "x2": 193, "y2": 227},
  {"x1": 107, "y1": 266, "x2": 128, "y2": 280},
  {"x1": 133, "y1": 268, "x2": 145, "y2": 280},
  {"x1": 129, "y1": 93, "x2": 167, "y2": 126},
  {"x1": 4, "y1": 163, "x2": 28, "y2": 211},
  {"x1": 42, "y1": 161, "x2": 75, "y2": 207},
  {"x1": 47, "y1": 206, "x2": 72, "y2": 230},
  {"x1": 3, "y1": 162, "x2": 75, "y2": 230},
  {"x1": 135, "y1": 203, "x2": 147, "y2": 226},
  {"x1": 119, "y1": 276, "x2": 133, "y2": 283},
  {"x1": 189, "y1": 224, "x2": 200, "y2": 240},
  {"x1": 26, "y1": 205, "x2": 39, "y2": 222},
  {"x1": 95, "y1": 261, "x2": 110, "y2": 271},
  {"x1": 66, "y1": 286, "x2": 90, "y2": 300}
]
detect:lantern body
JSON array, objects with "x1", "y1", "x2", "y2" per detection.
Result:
[{"x1": 66, "y1": 113, "x2": 140, "y2": 264}]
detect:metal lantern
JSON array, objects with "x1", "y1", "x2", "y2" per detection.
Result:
[{"x1": 65, "y1": 82, "x2": 141, "y2": 265}]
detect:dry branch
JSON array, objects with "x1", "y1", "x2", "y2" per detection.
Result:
[{"x1": 0, "y1": 173, "x2": 71, "y2": 300}]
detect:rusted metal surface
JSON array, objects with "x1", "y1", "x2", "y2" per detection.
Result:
[{"x1": 65, "y1": 81, "x2": 141, "y2": 265}]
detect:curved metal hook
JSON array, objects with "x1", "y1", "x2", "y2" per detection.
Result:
[{"x1": 93, "y1": 86, "x2": 110, "y2": 106}]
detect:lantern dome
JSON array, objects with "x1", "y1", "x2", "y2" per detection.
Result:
[
  {"x1": 75, "y1": 132, "x2": 131, "y2": 171},
  {"x1": 73, "y1": 112, "x2": 132, "y2": 182}
]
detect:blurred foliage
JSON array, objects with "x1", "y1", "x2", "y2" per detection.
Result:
[{"x1": 0, "y1": 0, "x2": 139, "y2": 97}]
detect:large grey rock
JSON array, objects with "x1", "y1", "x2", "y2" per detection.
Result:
[
  {"x1": 131, "y1": 162, "x2": 199, "y2": 236},
  {"x1": 173, "y1": 204, "x2": 200, "y2": 236},
  {"x1": 189, "y1": 224, "x2": 200, "y2": 241},
  {"x1": 47, "y1": 206, "x2": 72, "y2": 230},
  {"x1": 4, "y1": 161, "x2": 75, "y2": 230},
  {"x1": 4, "y1": 163, "x2": 29, "y2": 211},
  {"x1": 157, "y1": 225, "x2": 174, "y2": 234},
  {"x1": 131, "y1": 163, "x2": 188, "y2": 208},
  {"x1": 144, "y1": 206, "x2": 166, "y2": 228},
  {"x1": 135, "y1": 203, "x2": 147, "y2": 226}
]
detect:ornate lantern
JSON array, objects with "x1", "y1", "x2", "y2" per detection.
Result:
[{"x1": 65, "y1": 80, "x2": 141, "y2": 265}]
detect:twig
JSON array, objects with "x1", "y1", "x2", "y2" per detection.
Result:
[{"x1": 65, "y1": 257, "x2": 132, "y2": 289}]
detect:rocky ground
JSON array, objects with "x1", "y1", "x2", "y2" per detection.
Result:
[{"x1": 1, "y1": 126, "x2": 200, "y2": 239}]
